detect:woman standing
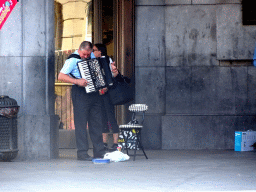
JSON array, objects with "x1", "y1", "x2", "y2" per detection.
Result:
[{"x1": 93, "y1": 43, "x2": 121, "y2": 152}]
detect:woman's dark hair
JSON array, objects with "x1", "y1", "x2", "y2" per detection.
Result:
[{"x1": 94, "y1": 43, "x2": 107, "y2": 56}]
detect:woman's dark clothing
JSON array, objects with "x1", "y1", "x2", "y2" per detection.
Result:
[
  {"x1": 101, "y1": 56, "x2": 131, "y2": 134},
  {"x1": 101, "y1": 92, "x2": 119, "y2": 133},
  {"x1": 101, "y1": 57, "x2": 121, "y2": 134}
]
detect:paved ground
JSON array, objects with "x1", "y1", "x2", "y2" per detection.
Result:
[{"x1": 0, "y1": 149, "x2": 256, "y2": 192}]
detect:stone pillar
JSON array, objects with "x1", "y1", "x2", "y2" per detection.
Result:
[
  {"x1": 0, "y1": 0, "x2": 59, "y2": 160},
  {"x1": 135, "y1": 0, "x2": 166, "y2": 149}
]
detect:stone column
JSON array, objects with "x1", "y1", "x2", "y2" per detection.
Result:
[
  {"x1": 0, "y1": 0, "x2": 59, "y2": 160},
  {"x1": 135, "y1": 0, "x2": 166, "y2": 149}
]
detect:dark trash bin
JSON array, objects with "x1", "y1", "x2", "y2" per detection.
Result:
[{"x1": 0, "y1": 96, "x2": 19, "y2": 161}]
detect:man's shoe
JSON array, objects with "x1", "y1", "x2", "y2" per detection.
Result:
[
  {"x1": 94, "y1": 155, "x2": 104, "y2": 159},
  {"x1": 109, "y1": 144, "x2": 119, "y2": 152},
  {"x1": 77, "y1": 154, "x2": 93, "y2": 161},
  {"x1": 104, "y1": 143, "x2": 109, "y2": 152}
]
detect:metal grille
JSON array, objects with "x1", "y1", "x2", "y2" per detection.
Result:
[
  {"x1": 0, "y1": 117, "x2": 17, "y2": 150},
  {"x1": 12, "y1": 118, "x2": 18, "y2": 149},
  {"x1": 0, "y1": 117, "x2": 11, "y2": 150}
]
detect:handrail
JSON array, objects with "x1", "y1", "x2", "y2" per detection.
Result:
[{"x1": 55, "y1": 82, "x2": 73, "y2": 86}]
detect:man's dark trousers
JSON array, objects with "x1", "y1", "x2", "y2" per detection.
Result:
[{"x1": 71, "y1": 85, "x2": 105, "y2": 158}]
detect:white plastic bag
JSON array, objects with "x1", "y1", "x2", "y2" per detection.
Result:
[{"x1": 103, "y1": 151, "x2": 130, "y2": 162}]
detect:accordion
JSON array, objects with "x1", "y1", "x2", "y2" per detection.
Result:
[{"x1": 77, "y1": 57, "x2": 114, "y2": 93}]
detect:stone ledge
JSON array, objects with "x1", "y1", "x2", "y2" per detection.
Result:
[{"x1": 59, "y1": 129, "x2": 76, "y2": 149}]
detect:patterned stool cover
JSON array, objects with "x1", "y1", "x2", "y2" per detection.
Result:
[{"x1": 118, "y1": 104, "x2": 148, "y2": 161}]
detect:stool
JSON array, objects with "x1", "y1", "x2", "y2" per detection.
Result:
[{"x1": 119, "y1": 104, "x2": 148, "y2": 161}]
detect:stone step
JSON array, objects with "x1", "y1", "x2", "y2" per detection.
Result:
[{"x1": 59, "y1": 129, "x2": 114, "y2": 149}]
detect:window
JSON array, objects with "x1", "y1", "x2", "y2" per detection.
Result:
[
  {"x1": 54, "y1": 0, "x2": 93, "y2": 51},
  {"x1": 242, "y1": 0, "x2": 256, "y2": 25}
]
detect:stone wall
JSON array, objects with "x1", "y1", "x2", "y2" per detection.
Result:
[
  {"x1": 1, "y1": 0, "x2": 256, "y2": 160},
  {"x1": 0, "y1": 0, "x2": 59, "y2": 160},
  {"x1": 135, "y1": 0, "x2": 256, "y2": 149}
]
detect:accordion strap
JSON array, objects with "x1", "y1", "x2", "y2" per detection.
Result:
[
  {"x1": 67, "y1": 53, "x2": 81, "y2": 60},
  {"x1": 67, "y1": 53, "x2": 82, "y2": 79}
]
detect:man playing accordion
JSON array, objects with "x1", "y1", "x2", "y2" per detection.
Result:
[{"x1": 58, "y1": 41, "x2": 106, "y2": 161}]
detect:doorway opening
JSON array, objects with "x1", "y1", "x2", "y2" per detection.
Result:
[
  {"x1": 54, "y1": 0, "x2": 134, "y2": 154},
  {"x1": 54, "y1": 0, "x2": 115, "y2": 150}
]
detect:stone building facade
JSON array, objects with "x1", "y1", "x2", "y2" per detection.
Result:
[{"x1": 0, "y1": 0, "x2": 256, "y2": 160}]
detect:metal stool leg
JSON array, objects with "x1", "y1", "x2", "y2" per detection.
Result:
[
  {"x1": 133, "y1": 129, "x2": 139, "y2": 161},
  {"x1": 120, "y1": 127, "x2": 148, "y2": 160},
  {"x1": 137, "y1": 129, "x2": 148, "y2": 159}
]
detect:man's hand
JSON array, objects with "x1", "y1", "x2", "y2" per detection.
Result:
[
  {"x1": 76, "y1": 78, "x2": 88, "y2": 87},
  {"x1": 99, "y1": 87, "x2": 108, "y2": 95},
  {"x1": 58, "y1": 72, "x2": 88, "y2": 87}
]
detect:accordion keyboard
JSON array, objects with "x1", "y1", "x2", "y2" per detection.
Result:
[
  {"x1": 77, "y1": 58, "x2": 107, "y2": 93},
  {"x1": 77, "y1": 61, "x2": 96, "y2": 93}
]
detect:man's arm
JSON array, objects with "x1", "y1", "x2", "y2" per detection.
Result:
[{"x1": 58, "y1": 72, "x2": 88, "y2": 87}]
